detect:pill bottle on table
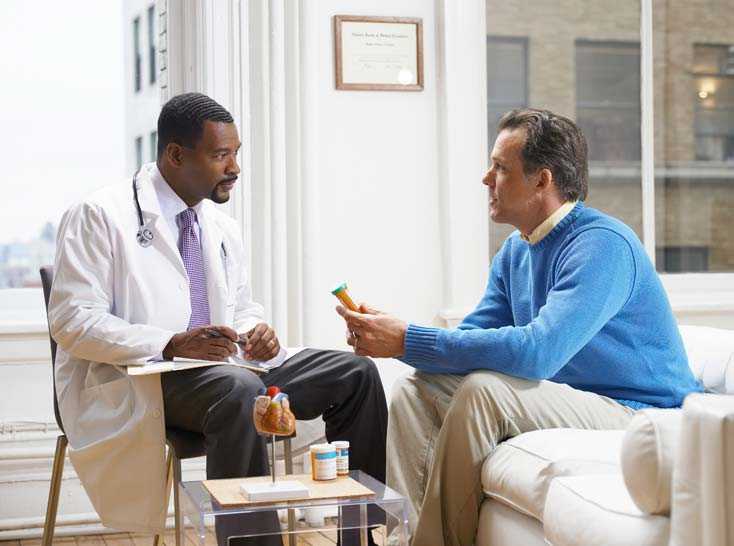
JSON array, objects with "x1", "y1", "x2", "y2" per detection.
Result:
[
  {"x1": 310, "y1": 443, "x2": 337, "y2": 481},
  {"x1": 332, "y1": 441, "x2": 350, "y2": 476}
]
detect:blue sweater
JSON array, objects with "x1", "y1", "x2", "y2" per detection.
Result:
[{"x1": 403, "y1": 203, "x2": 703, "y2": 409}]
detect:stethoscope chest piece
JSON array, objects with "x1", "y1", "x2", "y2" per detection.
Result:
[
  {"x1": 137, "y1": 225, "x2": 154, "y2": 247},
  {"x1": 132, "y1": 168, "x2": 155, "y2": 248}
]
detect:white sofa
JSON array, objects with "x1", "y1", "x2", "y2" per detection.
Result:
[{"x1": 475, "y1": 325, "x2": 734, "y2": 546}]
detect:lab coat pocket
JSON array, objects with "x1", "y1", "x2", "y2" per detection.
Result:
[{"x1": 78, "y1": 377, "x2": 134, "y2": 441}]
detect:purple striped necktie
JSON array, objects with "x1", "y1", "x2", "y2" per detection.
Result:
[{"x1": 177, "y1": 208, "x2": 211, "y2": 329}]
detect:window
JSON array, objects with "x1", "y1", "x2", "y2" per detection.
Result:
[
  {"x1": 485, "y1": 1, "x2": 642, "y2": 257},
  {"x1": 487, "y1": 36, "x2": 527, "y2": 144},
  {"x1": 693, "y1": 44, "x2": 734, "y2": 162},
  {"x1": 133, "y1": 16, "x2": 142, "y2": 92},
  {"x1": 135, "y1": 136, "x2": 143, "y2": 169},
  {"x1": 656, "y1": 246, "x2": 710, "y2": 273},
  {"x1": 576, "y1": 40, "x2": 641, "y2": 161},
  {"x1": 654, "y1": 4, "x2": 734, "y2": 274},
  {"x1": 147, "y1": 5, "x2": 156, "y2": 85},
  {"x1": 1, "y1": 3, "x2": 127, "y2": 290},
  {"x1": 150, "y1": 130, "x2": 157, "y2": 162},
  {"x1": 484, "y1": 0, "x2": 734, "y2": 278}
]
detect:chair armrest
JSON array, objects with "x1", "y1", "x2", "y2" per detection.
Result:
[{"x1": 670, "y1": 393, "x2": 734, "y2": 546}]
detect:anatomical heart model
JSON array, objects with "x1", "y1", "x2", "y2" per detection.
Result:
[
  {"x1": 241, "y1": 386, "x2": 308, "y2": 499},
  {"x1": 253, "y1": 386, "x2": 296, "y2": 484},
  {"x1": 253, "y1": 386, "x2": 296, "y2": 436}
]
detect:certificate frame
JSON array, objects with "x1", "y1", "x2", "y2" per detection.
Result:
[{"x1": 333, "y1": 15, "x2": 424, "y2": 91}]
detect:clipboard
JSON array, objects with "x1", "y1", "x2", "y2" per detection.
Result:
[
  {"x1": 126, "y1": 357, "x2": 268, "y2": 376},
  {"x1": 125, "y1": 346, "x2": 306, "y2": 376}
]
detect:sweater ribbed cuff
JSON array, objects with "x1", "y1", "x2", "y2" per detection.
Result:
[{"x1": 403, "y1": 324, "x2": 441, "y2": 367}]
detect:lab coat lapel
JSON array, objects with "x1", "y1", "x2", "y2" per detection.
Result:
[
  {"x1": 198, "y1": 201, "x2": 228, "y2": 325},
  {"x1": 135, "y1": 170, "x2": 187, "y2": 278}
]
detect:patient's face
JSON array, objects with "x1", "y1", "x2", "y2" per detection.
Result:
[
  {"x1": 483, "y1": 128, "x2": 538, "y2": 231},
  {"x1": 179, "y1": 121, "x2": 242, "y2": 205}
]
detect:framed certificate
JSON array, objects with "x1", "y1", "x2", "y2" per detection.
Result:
[{"x1": 333, "y1": 15, "x2": 424, "y2": 91}]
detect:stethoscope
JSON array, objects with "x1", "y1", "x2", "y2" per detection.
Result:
[
  {"x1": 132, "y1": 170, "x2": 229, "y2": 281},
  {"x1": 133, "y1": 169, "x2": 155, "y2": 248}
]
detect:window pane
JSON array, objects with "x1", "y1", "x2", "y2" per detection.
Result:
[
  {"x1": 0, "y1": 3, "x2": 126, "y2": 289},
  {"x1": 0, "y1": 2, "x2": 160, "y2": 289},
  {"x1": 487, "y1": 37, "x2": 527, "y2": 143},
  {"x1": 576, "y1": 41, "x2": 641, "y2": 161},
  {"x1": 486, "y1": 1, "x2": 642, "y2": 256},
  {"x1": 654, "y1": 5, "x2": 734, "y2": 273},
  {"x1": 148, "y1": 4, "x2": 156, "y2": 85},
  {"x1": 133, "y1": 16, "x2": 141, "y2": 92},
  {"x1": 135, "y1": 136, "x2": 143, "y2": 170},
  {"x1": 150, "y1": 130, "x2": 158, "y2": 162}
]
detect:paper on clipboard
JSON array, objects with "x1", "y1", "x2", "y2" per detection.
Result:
[
  {"x1": 126, "y1": 357, "x2": 266, "y2": 376},
  {"x1": 126, "y1": 347, "x2": 305, "y2": 376}
]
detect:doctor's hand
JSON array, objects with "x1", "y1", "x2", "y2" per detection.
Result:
[
  {"x1": 336, "y1": 303, "x2": 408, "y2": 358},
  {"x1": 244, "y1": 323, "x2": 281, "y2": 361},
  {"x1": 162, "y1": 325, "x2": 238, "y2": 361}
]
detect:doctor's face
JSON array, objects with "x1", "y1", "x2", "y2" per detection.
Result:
[{"x1": 181, "y1": 120, "x2": 241, "y2": 205}]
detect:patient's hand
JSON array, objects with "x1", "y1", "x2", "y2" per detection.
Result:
[{"x1": 336, "y1": 305, "x2": 407, "y2": 358}]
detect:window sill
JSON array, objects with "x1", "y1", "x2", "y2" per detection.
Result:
[{"x1": 0, "y1": 322, "x2": 47, "y2": 336}]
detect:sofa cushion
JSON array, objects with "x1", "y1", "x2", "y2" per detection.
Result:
[
  {"x1": 679, "y1": 325, "x2": 734, "y2": 394},
  {"x1": 476, "y1": 498, "x2": 546, "y2": 546},
  {"x1": 621, "y1": 409, "x2": 681, "y2": 515},
  {"x1": 543, "y1": 475, "x2": 670, "y2": 546},
  {"x1": 482, "y1": 428, "x2": 624, "y2": 520}
]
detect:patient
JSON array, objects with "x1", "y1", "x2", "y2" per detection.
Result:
[{"x1": 336, "y1": 108, "x2": 703, "y2": 546}]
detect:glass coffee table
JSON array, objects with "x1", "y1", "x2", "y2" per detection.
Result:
[{"x1": 178, "y1": 470, "x2": 408, "y2": 545}]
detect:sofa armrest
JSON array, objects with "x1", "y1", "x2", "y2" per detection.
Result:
[{"x1": 670, "y1": 393, "x2": 734, "y2": 546}]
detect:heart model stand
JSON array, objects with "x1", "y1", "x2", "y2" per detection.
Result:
[{"x1": 240, "y1": 386, "x2": 309, "y2": 501}]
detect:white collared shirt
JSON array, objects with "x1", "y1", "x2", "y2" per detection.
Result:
[
  {"x1": 149, "y1": 163, "x2": 204, "y2": 246},
  {"x1": 521, "y1": 201, "x2": 578, "y2": 245}
]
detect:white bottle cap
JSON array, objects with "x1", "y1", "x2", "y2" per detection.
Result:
[{"x1": 310, "y1": 443, "x2": 335, "y2": 453}]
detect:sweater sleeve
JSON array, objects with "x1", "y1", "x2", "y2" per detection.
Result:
[
  {"x1": 399, "y1": 239, "x2": 514, "y2": 369},
  {"x1": 402, "y1": 229, "x2": 636, "y2": 379}
]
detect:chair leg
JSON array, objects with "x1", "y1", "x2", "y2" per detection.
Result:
[
  {"x1": 173, "y1": 455, "x2": 184, "y2": 546},
  {"x1": 42, "y1": 435, "x2": 68, "y2": 546},
  {"x1": 153, "y1": 448, "x2": 175, "y2": 546},
  {"x1": 41, "y1": 434, "x2": 69, "y2": 546},
  {"x1": 284, "y1": 438, "x2": 296, "y2": 546}
]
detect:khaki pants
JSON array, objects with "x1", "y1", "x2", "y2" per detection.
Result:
[{"x1": 386, "y1": 371, "x2": 635, "y2": 546}]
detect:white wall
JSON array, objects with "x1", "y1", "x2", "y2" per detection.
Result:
[{"x1": 298, "y1": 1, "x2": 444, "y2": 380}]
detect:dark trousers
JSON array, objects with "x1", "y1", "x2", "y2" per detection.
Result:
[{"x1": 162, "y1": 349, "x2": 387, "y2": 545}]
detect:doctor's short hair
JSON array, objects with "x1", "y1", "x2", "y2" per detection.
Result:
[
  {"x1": 497, "y1": 108, "x2": 589, "y2": 202},
  {"x1": 157, "y1": 93, "x2": 234, "y2": 158}
]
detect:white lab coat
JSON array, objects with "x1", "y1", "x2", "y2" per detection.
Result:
[{"x1": 48, "y1": 163, "x2": 265, "y2": 533}]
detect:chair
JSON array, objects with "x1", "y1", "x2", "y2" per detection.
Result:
[
  {"x1": 39, "y1": 266, "x2": 294, "y2": 546},
  {"x1": 39, "y1": 265, "x2": 68, "y2": 546}
]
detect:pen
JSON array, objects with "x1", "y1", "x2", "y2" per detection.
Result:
[{"x1": 206, "y1": 328, "x2": 248, "y2": 346}]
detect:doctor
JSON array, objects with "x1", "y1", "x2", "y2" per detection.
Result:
[{"x1": 48, "y1": 93, "x2": 387, "y2": 545}]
